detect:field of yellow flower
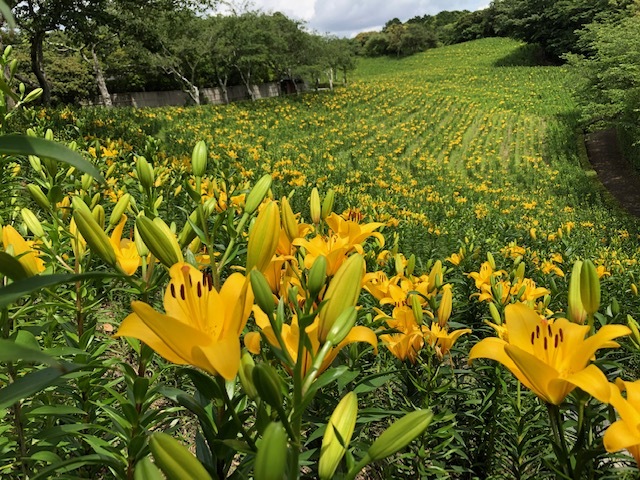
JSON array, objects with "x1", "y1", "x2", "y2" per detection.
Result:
[{"x1": 2, "y1": 37, "x2": 640, "y2": 479}]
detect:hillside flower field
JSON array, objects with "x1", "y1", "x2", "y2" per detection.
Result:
[{"x1": 2, "y1": 38, "x2": 640, "y2": 479}]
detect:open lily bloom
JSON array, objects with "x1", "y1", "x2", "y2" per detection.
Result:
[
  {"x1": 469, "y1": 303, "x2": 630, "y2": 405},
  {"x1": 110, "y1": 216, "x2": 141, "y2": 276},
  {"x1": 425, "y1": 322, "x2": 471, "y2": 360},
  {"x1": 116, "y1": 262, "x2": 253, "y2": 380},
  {"x1": 604, "y1": 379, "x2": 640, "y2": 466},
  {"x1": 245, "y1": 307, "x2": 377, "y2": 376},
  {"x1": 2, "y1": 225, "x2": 45, "y2": 276},
  {"x1": 379, "y1": 306, "x2": 428, "y2": 363}
]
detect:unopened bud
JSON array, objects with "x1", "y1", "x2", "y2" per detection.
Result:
[
  {"x1": 489, "y1": 302, "x2": 501, "y2": 325},
  {"x1": 250, "y1": 270, "x2": 275, "y2": 317},
  {"x1": 238, "y1": 351, "x2": 258, "y2": 400},
  {"x1": 317, "y1": 254, "x2": 365, "y2": 343},
  {"x1": 72, "y1": 198, "x2": 116, "y2": 267},
  {"x1": 21, "y1": 208, "x2": 44, "y2": 238},
  {"x1": 252, "y1": 363, "x2": 283, "y2": 410},
  {"x1": 628, "y1": 315, "x2": 640, "y2": 347},
  {"x1": 310, "y1": 187, "x2": 321, "y2": 224},
  {"x1": 109, "y1": 193, "x2": 131, "y2": 227},
  {"x1": 307, "y1": 255, "x2": 328, "y2": 299},
  {"x1": 580, "y1": 259, "x2": 600, "y2": 315},
  {"x1": 437, "y1": 284, "x2": 452, "y2": 327},
  {"x1": 321, "y1": 189, "x2": 335, "y2": 220},
  {"x1": 191, "y1": 140, "x2": 208, "y2": 177},
  {"x1": 92, "y1": 204, "x2": 105, "y2": 230},
  {"x1": 255, "y1": 422, "x2": 287, "y2": 480},
  {"x1": 246, "y1": 201, "x2": 280, "y2": 272},
  {"x1": 136, "y1": 215, "x2": 183, "y2": 267},
  {"x1": 280, "y1": 196, "x2": 298, "y2": 242},
  {"x1": 406, "y1": 254, "x2": 415, "y2": 276},
  {"x1": 135, "y1": 156, "x2": 154, "y2": 191},
  {"x1": 149, "y1": 433, "x2": 211, "y2": 480},
  {"x1": 319, "y1": 392, "x2": 358, "y2": 480},
  {"x1": 487, "y1": 252, "x2": 496, "y2": 270},
  {"x1": 27, "y1": 184, "x2": 50, "y2": 210},
  {"x1": 367, "y1": 409, "x2": 433, "y2": 461},
  {"x1": 244, "y1": 174, "x2": 272, "y2": 215},
  {"x1": 23, "y1": 88, "x2": 43, "y2": 104},
  {"x1": 410, "y1": 294, "x2": 423, "y2": 325},
  {"x1": 325, "y1": 306, "x2": 357, "y2": 345}
]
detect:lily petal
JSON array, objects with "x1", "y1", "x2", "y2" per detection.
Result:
[
  {"x1": 192, "y1": 336, "x2": 240, "y2": 380},
  {"x1": 505, "y1": 344, "x2": 566, "y2": 404}
]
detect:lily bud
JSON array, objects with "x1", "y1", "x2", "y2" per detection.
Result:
[
  {"x1": 136, "y1": 215, "x2": 183, "y2": 267},
  {"x1": 255, "y1": 422, "x2": 287, "y2": 480},
  {"x1": 238, "y1": 351, "x2": 258, "y2": 400},
  {"x1": 406, "y1": 254, "x2": 415, "y2": 276},
  {"x1": 133, "y1": 457, "x2": 164, "y2": 480},
  {"x1": 191, "y1": 140, "x2": 208, "y2": 177},
  {"x1": 149, "y1": 433, "x2": 211, "y2": 480},
  {"x1": 325, "y1": 306, "x2": 357, "y2": 345},
  {"x1": 252, "y1": 363, "x2": 283, "y2": 410},
  {"x1": 27, "y1": 184, "x2": 50, "y2": 210},
  {"x1": 244, "y1": 174, "x2": 272, "y2": 215},
  {"x1": 428, "y1": 260, "x2": 442, "y2": 293},
  {"x1": 310, "y1": 187, "x2": 321, "y2": 224},
  {"x1": 489, "y1": 302, "x2": 502, "y2": 325},
  {"x1": 246, "y1": 201, "x2": 280, "y2": 272},
  {"x1": 367, "y1": 409, "x2": 433, "y2": 461},
  {"x1": 394, "y1": 254, "x2": 404, "y2": 276},
  {"x1": 81, "y1": 173, "x2": 93, "y2": 191},
  {"x1": 487, "y1": 252, "x2": 496, "y2": 270},
  {"x1": 580, "y1": 259, "x2": 600, "y2": 315},
  {"x1": 21, "y1": 208, "x2": 44, "y2": 238},
  {"x1": 280, "y1": 196, "x2": 298, "y2": 242},
  {"x1": 632, "y1": 283, "x2": 638, "y2": 296},
  {"x1": 627, "y1": 315, "x2": 640, "y2": 347},
  {"x1": 321, "y1": 188, "x2": 335, "y2": 220},
  {"x1": 317, "y1": 254, "x2": 365, "y2": 343},
  {"x1": 72, "y1": 199, "x2": 116, "y2": 267},
  {"x1": 109, "y1": 193, "x2": 131, "y2": 227},
  {"x1": 133, "y1": 223, "x2": 148, "y2": 257},
  {"x1": 23, "y1": 88, "x2": 43, "y2": 104},
  {"x1": 92, "y1": 204, "x2": 105, "y2": 230},
  {"x1": 437, "y1": 284, "x2": 452, "y2": 327},
  {"x1": 28, "y1": 155, "x2": 42, "y2": 174},
  {"x1": 514, "y1": 262, "x2": 525, "y2": 281},
  {"x1": 307, "y1": 255, "x2": 328, "y2": 299},
  {"x1": 319, "y1": 392, "x2": 358, "y2": 480},
  {"x1": 250, "y1": 270, "x2": 275, "y2": 317},
  {"x1": 567, "y1": 260, "x2": 587, "y2": 325},
  {"x1": 410, "y1": 294, "x2": 423, "y2": 325},
  {"x1": 611, "y1": 298, "x2": 620, "y2": 316},
  {"x1": 135, "y1": 156, "x2": 154, "y2": 191}
]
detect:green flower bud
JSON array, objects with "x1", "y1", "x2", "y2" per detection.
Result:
[
  {"x1": 325, "y1": 306, "x2": 357, "y2": 346},
  {"x1": 92, "y1": 204, "x2": 105, "y2": 230},
  {"x1": 319, "y1": 392, "x2": 358, "y2": 480},
  {"x1": 72, "y1": 198, "x2": 116, "y2": 267},
  {"x1": 134, "y1": 457, "x2": 164, "y2": 480},
  {"x1": 255, "y1": 422, "x2": 288, "y2": 480},
  {"x1": 191, "y1": 140, "x2": 208, "y2": 177},
  {"x1": 109, "y1": 193, "x2": 132, "y2": 227},
  {"x1": 245, "y1": 174, "x2": 272, "y2": 215},
  {"x1": 310, "y1": 187, "x2": 321, "y2": 224},
  {"x1": 487, "y1": 252, "x2": 496, "y2": 270},
  {"x1": 252, "y1": 363, "x2": 283, "y2": 410},
  {"x1": 238, "y1": 351, "x2": 258, "y2": 400},
  {"x1": 489, "y1": 302, "x2": 502, "y2": 325},
  {"x1": 280, "y1": 196, "x2": 298, "y2": 242},
  {"x1": 317, "y1": 254, "x2": 365, "y2": 343},
  {"x1": 580, "y1": 259, "x2": 600, "y2": 315},
  {"x1": 21, "y1": 208, "x2": 44, "y2": 238},
  {"x1": 246, "y1": 201, "x2": 280, "y2": 272},
  {"x1": 567, "y1": 260, "x2": 586, "y2": 324},
  {"x1": 367, "y1": 409, "x2": 433, "y2": 461},
  {"x1": 149, "y1": 433, "x2": 211, "y2": 480},
  {"x1": 250, "y1": 270, "x2": 275, "y2": 316},
  {"x1": 406, "y1": 254, "x2": 416, "y2": 276},
  {"x1": 307, "y1": 256, "x2": 328, "y2": 299},
  {"x1": 136, "y1": 215, "x2": 183, "y2": 267},
  {"x1": 135, "y1": 156, "x2": 155, "y2": 191},
  {"x1": 26, "y1": 184, "x2": 50, "y2": 210},
  {"x1": 321, "y1": 188, "x2": 335, "y2": 220},
  {"x1": 23, "y1": 88, "x2": 43, "y2": 104},
  {"x1": 410, "y1": 293, "x2": 423, "y2": 325}
]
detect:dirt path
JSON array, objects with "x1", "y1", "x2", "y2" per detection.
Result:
[{"x1": 584, "y1": 129, "x2": 640, "y2": 218}]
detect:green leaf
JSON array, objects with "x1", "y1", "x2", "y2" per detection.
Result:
[
  {"x1": 0, "y1": 339, "x2": 58, "y2": 366},
  {"x1": 0, "y1": 362, "x2": 85, "y2": 409},
  {"x1": 0, "y1": 251, "x2": 28, "y2": 281},
  {"x1": 0, "y1": 272, "x2": 122, "y2": 308},
  {"x1": 0, "y1": 2, "x2": 15, "y2": 29},
  {"x1": 0, "y1": 135, "x2": 104, "y2": 183}
]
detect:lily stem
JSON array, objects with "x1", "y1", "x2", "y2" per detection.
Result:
[{"x1": 547, "y1": 403, "x2": 573, "y2": 479}]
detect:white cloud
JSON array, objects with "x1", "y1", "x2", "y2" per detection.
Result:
[{"x1": 247, "y1": 0, "x2": 490, "y2": 37}]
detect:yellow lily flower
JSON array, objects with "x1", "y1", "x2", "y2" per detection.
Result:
[
  {"x1": 292, "y1": 234, "x2": 351, "y2": 276},
  {"x1": 325, "y1": 212, "x2": 385, "y2": 251},
  {"x1": 425, "y1": 323, "x2": 471, "y2": 360},
  {"x1": 110, "y1": 215, "x2": 141, "y2": 276},
  {"x1": 116, "y1": 263, "x2": 253, "y2": 380},
  {"x1": 2, "y1": 225, "x2": 45, "y2": 276},
  {"x1": 379, "y1": 306, "x2": 427, "y2": 363},
  {"x1": 603, "y1": 379, "x2": 640, "y2": 466},
  {"x1": 245, "y1": 308, "x2": 377, "y2": 376},
  {"x1": 469, "y1": 303, "x2": 630, "y2": 405}
]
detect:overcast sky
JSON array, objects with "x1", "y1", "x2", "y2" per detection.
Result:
[{"x1": 239, "y1": 1, "x2": 491, "y2": 37}]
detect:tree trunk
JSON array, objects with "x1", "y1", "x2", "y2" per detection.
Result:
[
  {"x1": 165, "y1": 66, "x2": 200, "y2": 105},
  {"x1": 30, "y1": 30, "x2": 50, "y2": 105},
  {"x1": 91, "y1": 47, "x2": 112, "y2": 107},
  {"x1": 216, "y1": 71, "x2": 230, "y2": 104}
]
